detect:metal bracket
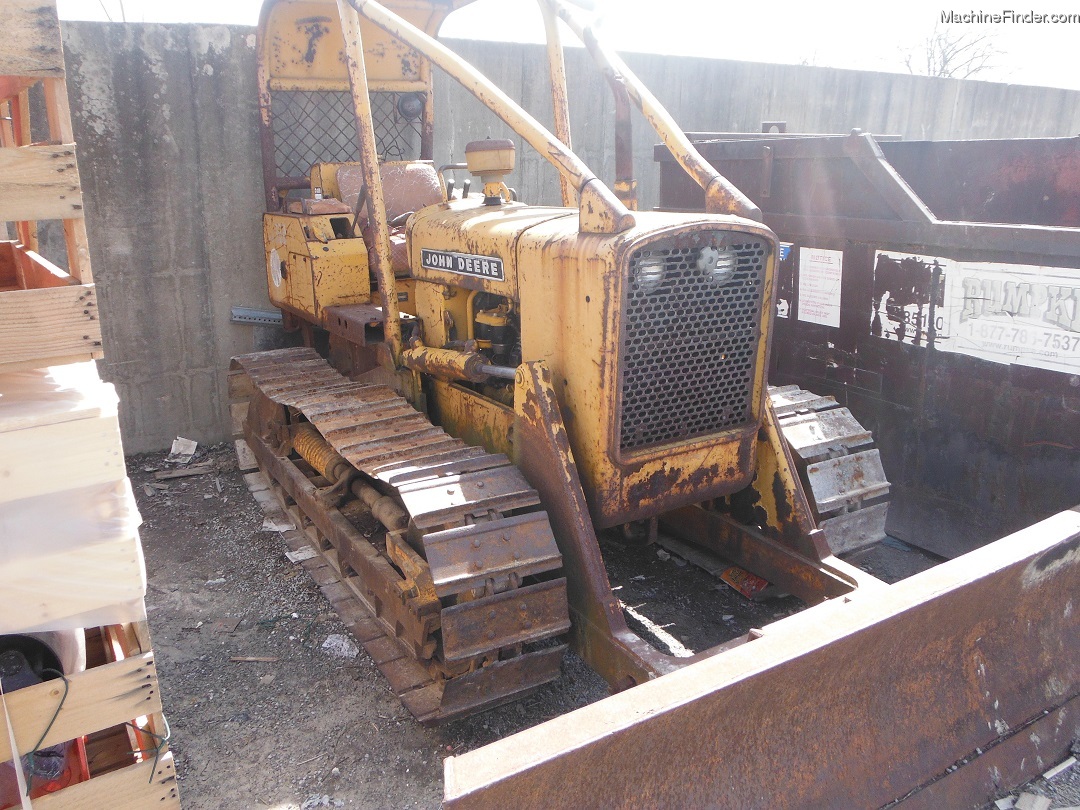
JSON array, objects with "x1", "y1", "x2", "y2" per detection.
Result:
[{"x1": 230, "y1": 307, "x2": 283, "y2": 326}]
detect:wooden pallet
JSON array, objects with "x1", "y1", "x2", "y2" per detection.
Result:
[
  {"x1": 0, "y1": 362, "x2": 146, "y2": 638},
  {"x1": 0, "y1": 0, "x2": 100, "y2": 373},
  {"x1": 0, "y1": 10, "x2": 175, "y2": 806},
  {"x1": 0, "y1": 623, "x2": 180, "y2": 809}
]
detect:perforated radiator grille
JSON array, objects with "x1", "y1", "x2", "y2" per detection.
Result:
[{"x1": 618, "y1": 234, "x2": 769, "y2": 452}]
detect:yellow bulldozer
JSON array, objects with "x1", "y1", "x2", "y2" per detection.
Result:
[{"x1": 231, "y1": 1, "x2": 1080, "y2": 806}]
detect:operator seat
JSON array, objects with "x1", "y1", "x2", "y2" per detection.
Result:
[{"x1": 336, "y1": 161, "x2": 443, "y2": 274}]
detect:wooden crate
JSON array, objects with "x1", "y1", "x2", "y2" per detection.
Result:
[
  {"x1": 0, "y1": 10, "x2": 175, "y2": 806},
  {"x1": 0, "y1": 623, "x2": 180, "y2": 809},
  {"x1": 1, "y1": 0, "x2": 99, "y2": 374},
  {"x1": 0, "y1": 362, "x2": 123, "y2": 505},
  {"x1": 0, "y1": 242, "x2": 101, "y2": 372},
  {"x1": 0, "y1": 363, "x2": 147, "y2": 635}
]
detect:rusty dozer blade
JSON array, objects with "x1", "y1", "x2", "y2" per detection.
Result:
[
  {"x1": 444, "y1": 505, "x2": 1080, "y2": 808},
  {"x1": 230, "y1": 348, "x2": 571, "y2": 723}
]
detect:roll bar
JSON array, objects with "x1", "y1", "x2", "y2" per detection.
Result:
[
  {"x1": 540, "y1": 0, "x2": 761, "y2": 220},
  {"x1": 345, "y1": 0, "x2": 636, "y2": 236}
]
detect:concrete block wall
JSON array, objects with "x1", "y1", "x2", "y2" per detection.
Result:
[
  {"x1": 63, "y1": 23, "x2": 278, "y2": 453},
  {"x1": 60, "y1": 23, "x2": 1080, "y2": 452}
]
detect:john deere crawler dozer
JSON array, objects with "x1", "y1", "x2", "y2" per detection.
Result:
[{"x1": 231, "y1": 1, "x2": 1080, "y2": 806}]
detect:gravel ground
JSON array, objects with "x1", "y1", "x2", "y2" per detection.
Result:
[
  {"x1": 132, "y1": 444, "x2": 607, "y2": 809},
  {"x1": 980, "y1": 747, "x2": 1080, "y2": 810},
  {"x1": 130, "y1": 443, "x2": 1077, "y2": 809}
]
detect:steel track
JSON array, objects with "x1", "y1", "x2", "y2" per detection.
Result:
[{"x1": 231, "y1": 348, "x2": 570, "y2": 723}]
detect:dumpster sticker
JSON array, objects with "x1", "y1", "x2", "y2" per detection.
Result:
[
  {"x1": 798, "y1": 247, "x2": 843, "y2": 328},
  {"x1": 871, "y1": 251, "x2": 949, "y2": 347},
  {"x1": 776, "y1": 243, "x2": 794, "y2": 319},
  {"x1": 941, "y1": 261, "x2": 1080, "y2": 374}
]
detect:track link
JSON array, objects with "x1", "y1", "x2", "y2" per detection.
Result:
[
  {"x1": 770, "y1": 385, "x2": 890, "y2": 554},
  {"x1": 230, "y1": 348, "x2": 570, "y2": 723}
]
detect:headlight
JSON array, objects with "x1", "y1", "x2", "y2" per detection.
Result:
[
  {"x1": 698, "y1": 244, "x2": 738, "y2": 285},
  {"x1": 397, "y1": 92, "x2": 424, "y2": 121},
  {"x1": 634, "y1": 255, "x2": 666, "y2": 294}
]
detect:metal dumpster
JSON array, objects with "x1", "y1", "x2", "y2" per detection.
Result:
[{"x1": 658, "y1": 133, "x2": 1080, "y2": 557}]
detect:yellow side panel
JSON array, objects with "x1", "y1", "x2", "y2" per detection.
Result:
[
  {"x1": 373, "y1": 278, "x2": 418, "y2": 318},
  {"x1": 431, "y1": 379, "x2": 514, "y2": 457},
  {"x1": 288, "y1": 252, "x2": 316, "y2": 314},
  {"x1": 264, "y1": 214, "x2": 314, "y2": 315},
  {"x1": 310, "y1": 237, "x2": 371, "y2": 316},
  {"x1": 262, "y1": 0, "x2": 443, "y2": 87},
  {"x1": 266, "y1": 213, "x2": 372, "y2": 320},
  {"x1": 413, "y1": 279, "x2": 471, "y2": 346},
  {"x1": 407, "y1": 200, "x2": 575, "y2": 300}
]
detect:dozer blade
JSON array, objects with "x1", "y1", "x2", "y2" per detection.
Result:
[
  {"x1": 231, "y1": 348, "x2": 570, "y2": 723},
  {"x1": 444, "y1": 506, "x2": 1080, "y2": 808}
]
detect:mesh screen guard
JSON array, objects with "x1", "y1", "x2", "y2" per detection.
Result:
[
  {"x1": 617, "y1": 232, "x2": 770, "y2": 454},
  {"x1": 270, "y1": 90, "x2": 423, "y2": 180}
]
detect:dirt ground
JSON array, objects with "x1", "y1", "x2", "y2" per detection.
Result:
[
  {"x1": 130, "y1": 443, "x2": 1078, "y2": 809},
  {"x1": 133, "y1": 444, "x2": 607, "y2": 810}
]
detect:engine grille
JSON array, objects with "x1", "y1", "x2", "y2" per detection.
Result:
[
  {"x1": 271, "y1": 90, "x2": 423, "y2": 179},
  {"x1": 618, "y1": 234, "x2": 769, "y2": 452}
]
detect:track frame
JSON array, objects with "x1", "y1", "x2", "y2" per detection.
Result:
[{"x1": 233, "y1": 348, "x2": 571, "y2": 723}]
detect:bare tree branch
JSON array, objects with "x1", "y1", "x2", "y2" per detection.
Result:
[{"x1": 903, "y1": 25, "x2": 1003, "y2": 79}]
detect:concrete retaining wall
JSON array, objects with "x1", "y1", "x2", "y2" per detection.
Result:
[{"x1": 60, "y1": 22, "x2": 1080, "y2": 451}]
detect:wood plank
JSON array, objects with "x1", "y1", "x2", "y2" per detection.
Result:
[
  {"x1": 0, "y1": 283, "x2": 102, "y2": 370},
  {"x1": 0, "y1": 352, "x2": 101, "y2": 373},
  {"x1": 0, "y1": 543, "x2": 145, "y2": 637},
  {"x1": 102, "y1": 625, "x2": 157, "y2": 758},
  {"x1": 84, "y1": 725, "x2": 137, "y2": 774},
  {"x1": 81, "y1": 627, "x2": 106, "y2": 668},
  {"x1": 230, "y1": 401, "x2": 249, "y2": 436},
  {"x1": 654, "y1": 534, "x2": 731, "y2": 577},
  {"x1": 0, "y1": 1, "x2": 65, "y2": 81},
  {"x1": 0, "y1": 361, "x2": 116, "y2": 432},
  {"x1": 43, "y1": 77, "x2": 75, "y2": 142},
  {"x1": 235, "y1": 438, "x2": 259, "y2": 470},
  {"x1": 33, "y1": 750, "x2": 181, "y2": 810},
  {"x1": 131, "y1": 621, "x2": 154, "y2": 655},
  {"x1": 0, "y1": 98, "x2": 14, "y2": 147},
  {"x1": 12, "y1": 91, "x2": 32, "y2": 151},
  {"x1": 153, "y1": 462, "x2": 215, "y2": 480},
  {"x1": 62, "y1": 216, "x2": 94, "y2": 284},
  {"x1": 0, "y1": 409, "x2": 124, "y2": 503},
  {"x1": 0, "y1": 242, "x2": 17, "y2": 287},
  {"x1": 0, "y1": 77, "x2": 39, "y2": 106},
  {"x1": 18, "y1": 246, "x2": 75, "y2": 289},
  {"x1": 0, "y1": 144, "x2": 84, "y2": 222},
  {"x1": 0, "y1": 653, "x2": 161, "y2": 762},
  {"x1": 41, "y1": 78, "x2": 94, "y2": 283}
]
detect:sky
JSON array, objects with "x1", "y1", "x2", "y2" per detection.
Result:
[{"x1": 56, "y1": 0, "x2": 1080, "y2": 91}]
